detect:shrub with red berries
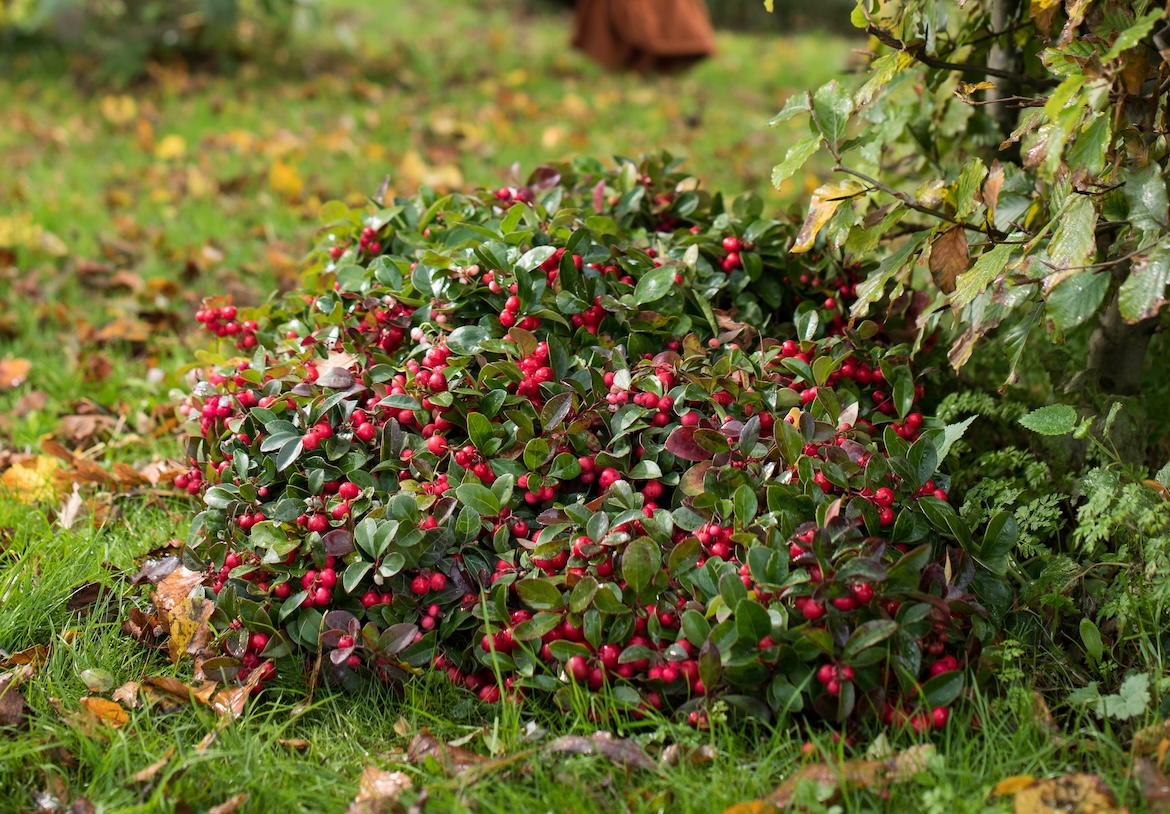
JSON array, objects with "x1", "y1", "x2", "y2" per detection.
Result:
[{"x1": 176, "y1": 155, "x2": 1010, "y2": 732}]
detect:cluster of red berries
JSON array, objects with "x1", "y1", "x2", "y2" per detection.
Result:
[
  {"x1": 538, "y1": 247, "x2": 582, "y2": 283},
  {"x1": 497, "y1": 294, "x2": 542, "y2": 331},
  {"x1": 719, "y1": 235, "x2": 746, "y2": 273},
  {"x1": 194, "y1": 303, "x2": 258, "y2": 350},
  {"x1": 513, "y1": 340, "x2": 552, "y2": 402}
]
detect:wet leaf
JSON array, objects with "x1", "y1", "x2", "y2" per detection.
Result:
[
  {"x1": 78, "y1": 697, "x2": 129, "y2": 729},
  {"x1": 545, "y1": 733, "x2": 657, "y2": 771},
  {"x1": 346, "y1": 767, "x2": 414, "y2": 814}
]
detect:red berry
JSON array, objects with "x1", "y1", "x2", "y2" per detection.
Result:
[
  {"x1": 410, "y1": 575, "x2": 430, "y2": 595},
  {"x1": 306, "y1": 513, "x2": 330, "y2": 534},
  {"x1": 429, "y1": 572, "x2": 447, "y2": 592},
  {"x1": 722, "y1": 236, "x2": 741, "y2": 252},
  {"x1": 338, "y1": 482, "x2": 360, "y2": 500}
]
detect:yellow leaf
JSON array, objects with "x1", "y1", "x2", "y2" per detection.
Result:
[
  {"x1": 79, "y1": 696, "x2": 129, "y2": 728},
  {"x1": 0, "y1": 456, "x2": 64, "y2": 503},
  {"x1": 791, "y1": 179, "x2": 864, "y2": 253},
  {"x1": 269, "y1": 160, "x2": 304, "y2": 201},
  {"x1": 164, "y1": 597, "x2": 216, "y2": 664},
  {"x1": 1012, "y1": 774, "x2": 1127, "y2": 814},
  {"x1": 992, "y1": 775, "x2": 1037, "y2": 796},
  {"x1": 99, "y1": 94, "x2": 137, "y2": 125},
  {"x1": 154, "y1": 134, "x2": 186, "y2": 161}
]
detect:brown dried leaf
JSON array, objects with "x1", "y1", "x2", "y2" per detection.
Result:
[
  {"x1": 0, "y1": 358, "x2": 31, "y2": 389},
  {"x1": 152, "y1": 566, "x2": 208, "y2": 661},
  {"x1": 728, "y1": 745, "x2": 935, "y2": 812},
  {"x1": 57, "y1": 484, "x2": 86, "y2": 531},
  {"x1": 279, "y1": 738, "x2": 311, "y2": 750},
  {"x1": 406, "y1": 728, "x2": 489, "y2": 775},
  {"x1": 546, "y1": 733, "x2": 657, "y2": 772},
  {"x1": 78, "y1": 697, "x2": 129, "y2": 729},
  {"x1": 121, "y1": 608, "x2": 163, "y2": 645},
  {"x1": 659, "y1": 743, "x2": 717, "y2": 768},
  {"x1": 0, "y1": 666, "x2": 33, "y2": 729},
  {"x1": 112, "y1": 681, "x2": 142, "y2": 709},
  {"x1": 208, "y1": 663, "x2": 267, "y2": 720},
  {"x1": 207, "y1": 792, "x2": 249, "y2": 814},
  {"x1": 929, "y1": 227, "x2": 969, "y2": 295},
  {"x1": 66, "y1": 582, "x2": 109, "y2": 613},
  {"x1": 1009, "y1": 773, "x2": 1127, "y2": 814},
  {"x1": 130, "y1": 745, "x2": 175, "y2": 783},
  {"x1": 13, "y1": 390, "x2": 48, "y2": 417},
  {"x1": 346, "y1": 767, "x2": 414, "y2": 814},
  {"x1": 1134, "y1": 759, "x2": 1170, "y2": 814},
  {"x1": 1134, "y1": 720, "x2": 1170, "y2": 755},
  {"x1": 0, "y1": 645, "x2": 48, "y2": 668},
  {"x1": 129, "y1": 555, "x2": 182, "y2": 587}
]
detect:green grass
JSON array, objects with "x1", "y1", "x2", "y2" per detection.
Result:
[{"x1": 0, "y1": 1, "x2": 1162, "y2": 812}]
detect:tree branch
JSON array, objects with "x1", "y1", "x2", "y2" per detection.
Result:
[
  {"x1": 832, "y1": 164, "x2": 1004, "y2": 239},
  {"x1": 866, "y1": 25, "x2": 1059, "y2": 90}
]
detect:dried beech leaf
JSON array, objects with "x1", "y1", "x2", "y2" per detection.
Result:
[
  {"x1": 545, "y1": 733, "x2": 657, "y2": 771},
  {"x1": 112, "y1": 681, "x2": 142, "y2": 709},
  {"x1": 406, "y1": 729, "x2": 489, "y2": 775},
  {"x1": 346, "y1": 767, "x2": 414, "y2": 814},
  {"x1": 929, "y1": 227, "x2": 969, "y2": 295},
  {"x1": 1007, "y1": 773, "x2": 1126, "y2": 814},
  {"x1": 0, "y1": 666, "x2": 33, "y2": 729},
  {"x1": 0, "y1": 645, "x2": 48, "y2": 668},
  {"x1": 207, "y1": 792, "x2": 249, "y2": 814}
]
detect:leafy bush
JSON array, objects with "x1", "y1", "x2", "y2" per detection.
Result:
[
  {"x1": 2, "y1": 0, "x2": 313, "y2": 81},
  {"x1": 175, "y1": 156, "x2": 1008, "y2": 733}
]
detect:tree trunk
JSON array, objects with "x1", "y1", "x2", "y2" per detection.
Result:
[
  {"x1": 1085, "y1": 289, "x2": 1159, "y2": 396},
  {"x1": 987, "y1": 0, "x2": 1020, "y2": 142}
]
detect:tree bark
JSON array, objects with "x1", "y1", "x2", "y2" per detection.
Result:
[
  {"x1": 987, "y1": 0, "x2": 1021, "y2": 142},
  {"x1": 1085, "y1": 288, "x2": 1159, "y2": 396}
]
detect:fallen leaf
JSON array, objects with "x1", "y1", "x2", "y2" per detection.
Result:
[
  {"x1": 546, "y1": 733, "x2": 657, "y2": 771},
  {"x1": 78, "y1": 697, "x2": 129, "y2": 729},
  {"x1": 163, "y1": 597, "x2": 216, "y2": 663},
  {"x1": 279, "y1": 738, "x2": 311, "y2": 750},
  {"x1": 1008, "y1": 774, "x2": 1126, "y2": 814},
  {"x1": 112, "y1": 681, "x2": 142, "y2": 709},
  {"x1": 79, "y1": 669, "x2": 115, "y2": 693},
  {"x1": 0, "y1": 645, "x2": 48, "y2": 668},
  {"x1": 57, "y1": 484, "x2": 85, "y2": 530},
  {"x1": 393, "y1": 716, "x2": 413, "y2": 737},
  {"x1": 660, "y1": 743, "x2": 717, "y2": 768},
  {"x1": 0, "y1": 455, "x2": 65, "y2": 503},
  {"x1": 154, "y1": 134, "x2": 187, "y2": 160},
  {"x1": 0, "y1": 666, "x2": 33, "y2": 729},
  {"x1": 207, "y1": 792, "x2": 248, "y2": 814},
  {"x1": 346, "y1": 767, "x2": 413, "y2": 814},
  {"x1": 129, "y1": 555, "x2": 181, "y2": 586},
  {"x1": 66, "y1": 582, "x2": 110, "y2": 613},
  {"x1": 407, "y1": 729, "x2": 489, "y2": 775},
  {"x1": 1135, "y1": 720, "x2": 1170, "y2": 755},
  {"x1": 1134, "y1": 758, "x2": 1170, "y2": 814},
  {"x1": 0, "y1": 357, "x2": 31, "y2": 389},
  {"x1": 726, "y1": 745, "x2": 935, "y2": 812},
  {"x1": 99, "y1": 95, "x2": 138, "y2": 125},
  {"x1": 208, "y1": 663, "x2": 268, "y2": 720},
  {"x1": 130, "y1": 745, "x2": 175, "y2": 783},
  {"x1": 13, "y1": 390, "x2": 48, "y2": 417},
  {"x1": 269, "y1": 160, "x2": 304, "y2": 201},
  {"x1": 142, "y1": 676, "x2": 218, "y2": 710},
  {"x1": 993, "y1": 776, "x2": 1039, "y2": 795}
]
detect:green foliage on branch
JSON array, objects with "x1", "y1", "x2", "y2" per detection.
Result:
[{"x1": 772, "y1": 0, "x2": 1170, "y2": 391}]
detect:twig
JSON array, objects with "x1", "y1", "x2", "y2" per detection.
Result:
[
  {"x1": 832, "y1": 164, "x2": 1004, "y2": 238},
  {"x1": 866, "y1": 25, "x2": 1060, "y2": 89}
]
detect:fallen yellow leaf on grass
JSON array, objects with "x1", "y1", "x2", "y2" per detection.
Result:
[
  {"x1": 0, "y1": 456, "x2": 65, "y2": 503},
  {"x1": 79, "y1": 696, "x2": 129, "y2": 729},
  {"x1": 269, "y1": 160, "x2": 304, "y2": 200},
  {"x1": 154, "y1": 134, "x2": 186, "y2": 160},
  {"x1": 993, "y1": 776, "x2": 1038, "y2": 795},
  {"x1": 994, "y1": 773, "x2": 1127, "y2": 814},
  {"x1": 99, "y1": 95, "x2": 137, "y2": 125}
]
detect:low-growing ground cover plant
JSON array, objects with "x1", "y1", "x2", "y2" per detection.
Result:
[{"x1": 175, "y1": 155, "x2": 1011, "y2": 736}]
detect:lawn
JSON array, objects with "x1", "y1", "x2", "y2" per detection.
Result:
[{"x1": 0, "y1": 2, "x2": 1162, "y2": 812}]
